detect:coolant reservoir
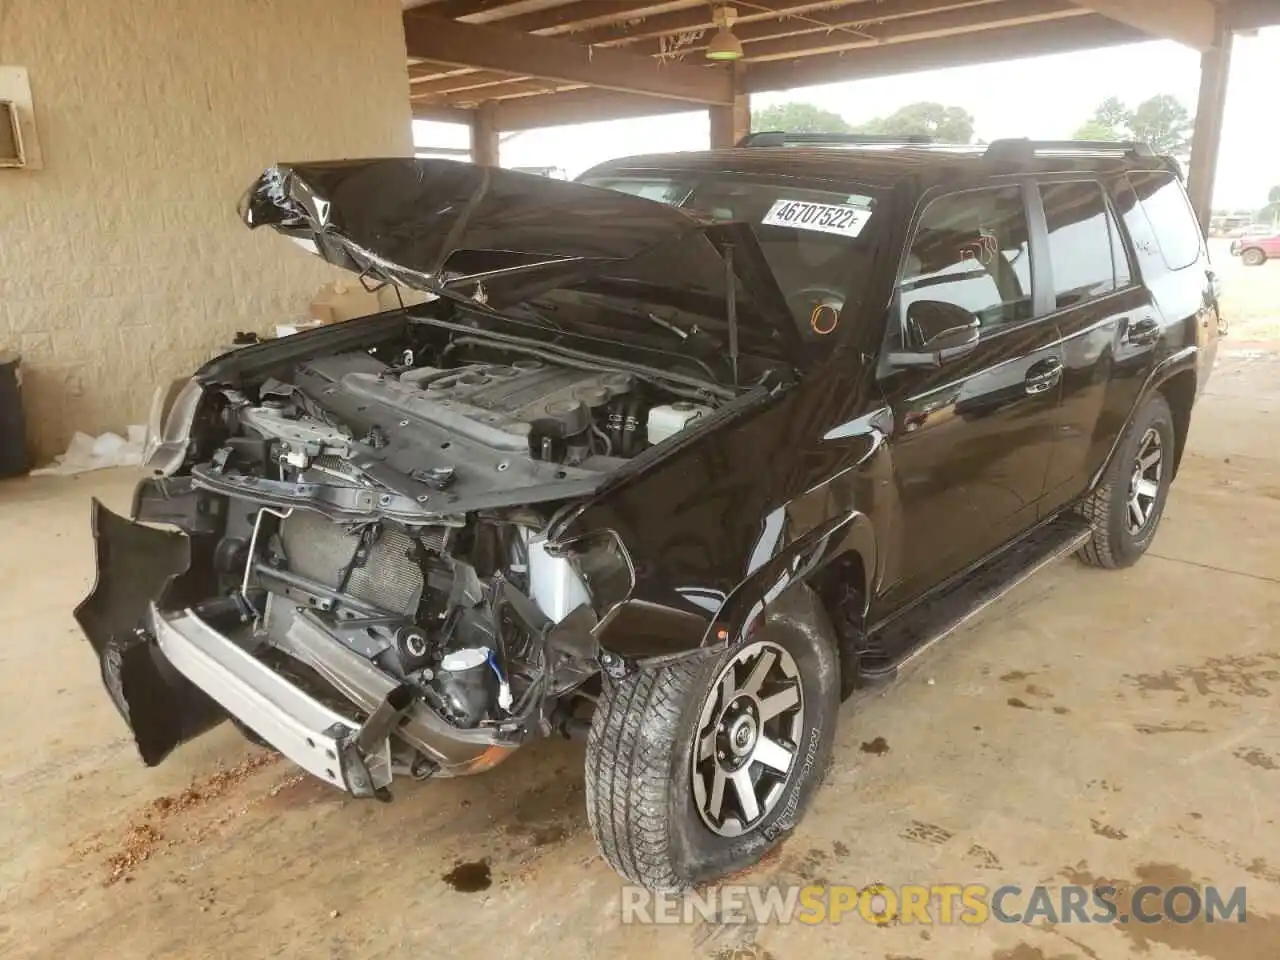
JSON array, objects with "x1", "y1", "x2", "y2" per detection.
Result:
[{"x1": 647, "y1": 402, "x2": 712, "y2": 445}]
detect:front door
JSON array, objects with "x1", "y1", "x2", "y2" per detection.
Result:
[{"x1": 874, "y1": 184, "x2": 1064, "y2": 619}]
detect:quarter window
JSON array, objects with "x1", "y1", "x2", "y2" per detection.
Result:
[
  {"x1": 1039, "y1": 180, "x2": 1123, "y2": 310},
  {"x1": 1126, "y1": 171, "x2": 1202, "y2": 271},
  {"x1": 899, "y1": 187, "x2": 1033, "y2": 338}
]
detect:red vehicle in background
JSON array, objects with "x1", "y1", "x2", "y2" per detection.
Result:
[{"x1": 1230, "y1": 228, "x2": 1280, "y2": 266}]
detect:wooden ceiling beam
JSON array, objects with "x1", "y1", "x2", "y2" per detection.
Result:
[
  {"x1": 409, "y1": 64, "x2": 483, "y2": 83},
  {"x1": 492, "y1": 88, "x2": 706, "y2": 130},
  {"x1": 1067, "y1": 0, "x2": 1217, "y2": 50},
  {"x1": 410, "y1": 69, "x2": 524, "y2": 95},
  {"x1": 498, "y1": 1, "x2": 707, "y2": 36},
  {"x1": 401, "y1": 12, "x2": 734, "y2": 103},
  {"x1": 566, "y1": 0, "x2": 873, "y2": 47},
  {"x1": 738, "y1": 0, "x2": 1088, "y2": 62},
  {"x1": 434, "y1": 79, "x2": 590, "y2": 107},
  {"x1": 744, "y1": 12, "x2": 1141, "y2": 90},
  {"x1": 618, "y1": 0, "x2": 1009, "y2": 58},
  {"x1": 421, "y1": 0, "x2": 575, "y2": 23},
  {"x1": 1228, "y1": 0, "x2": 1280, "y2": 31}
]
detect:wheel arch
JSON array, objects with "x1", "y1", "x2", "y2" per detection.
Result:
[
  {"x1": 1158, "y1": 368, "x2": 1197, "y2": 478},
  {"x1": 1090, "y1": 347, "x2": 1198, "y2": 492}
]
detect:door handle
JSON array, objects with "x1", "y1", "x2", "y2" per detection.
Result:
[
  {"x1": 1126, "y1": 316, "x2": 1161, "y2": 347},
  {"x1": 1024, "y1": 358, "x2": 1063, "y2": 396}
]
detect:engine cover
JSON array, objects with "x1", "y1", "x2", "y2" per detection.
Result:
[{"x1": 296, "y1": 354, "x2": 633, "y2": 452}]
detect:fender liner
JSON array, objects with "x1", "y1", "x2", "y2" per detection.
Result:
[{"x1": 592, "y1": 510, "x2": 875, "y2": 670}]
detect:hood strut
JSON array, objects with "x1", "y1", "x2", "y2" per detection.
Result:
[{"x1": 725, "y1": 244, "x2": 740, "y2": 389}]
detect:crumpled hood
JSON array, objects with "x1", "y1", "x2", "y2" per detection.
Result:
[{"x1": 239, "y1": 158, "x2": 800, "y2": 358}]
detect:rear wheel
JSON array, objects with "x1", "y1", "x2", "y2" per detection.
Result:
[
  {"x1": 585, "y1": 611, "x2": 838, "y2": 890},
  {"x1": 1077, "y1": 395, "x2": 1175, "y2": 569},
  {"x1": 1242, "y1": 247, "x2": 1267, "y2": 267}
]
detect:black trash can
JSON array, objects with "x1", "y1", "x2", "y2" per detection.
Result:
[{"x1": 0, "y1": 351, "x2": 29, "y2": 478}]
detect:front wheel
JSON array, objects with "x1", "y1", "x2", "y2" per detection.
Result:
[
  {"x1": 1242, "y1": 247, "x2": 1267, "y2": 267},
  {"x1": 585, "y1": 604, "x2": 839, "y2": 890},
  {"x1": 1077, "y1": 395, "x2": 1175, "y2": 569}
]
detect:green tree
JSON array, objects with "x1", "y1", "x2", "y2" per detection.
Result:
[
  {"x1": 751, "y1": 102, "x2": 853, "y2": 134},
  {"x1": 1073, "y1": 119, "x2": 1124, "y2": 141},
  {"x1": 1128, "y1": 94, "x2": 1194, "y2": 158},
  {"x1": 1269, "y1": 185, "x2": 1280, "y2": 204},
  {"x1": 1073, "y1": 94, "x2": 1194, "y2": 157},
  {"x1": 1094, "y1": 96, "x2": 1130, "y2": 130},
  {"x1": 853, "y1": 102, "x2": 975, "y2": 143}
]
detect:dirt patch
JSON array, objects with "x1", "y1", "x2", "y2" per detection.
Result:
[
  {"x1": 442, "y1": 860, "x2": 492, "y2": 892},
  {"x1": 1133, "y1": 721, "x2": 1210, "y2": 735},
  {"x1": 1233, "y1": 747, "x2": 1279, "y2": 771},
  {"x1": 1060, "y1": 861, "x2": 1279, "y2": 960},
  {"x1": 1007, "y1": 698, "x2": 1033, "y2": 710},
  {"x1": 150, "y1": 751, "x2": 280, "y2": 817},
  {"x1": 1124, "y1": 653, "x2": 1280, "y2": 701},
  {"x1": 966, "y1": 843, "x2": 1001, "y2": 870},
  {"x1": 1089, "y1": 819, "x2": 1127, "y2": 841},
  {"x1": 1000, "y1": 671, "x2": 1034, "y2": 682},
  {"x1": 1024, "y1": 684, "x2": 1054, "y2": 700},
  {"x1": 104, "y1": 823, "x2": 168, "y2": 885},
  {"x1": 860, "y1": 737, "x2": 890, "y2": 755},
  {"x1": 1245, "y1": 858, "x2": 1280, "y2": 884},
  {"x1": 900, "y1": 821, "x2": 952, "y2": 846},
  {"x1": 90, "y1": 750, "x2": 280, "y2": 886}
]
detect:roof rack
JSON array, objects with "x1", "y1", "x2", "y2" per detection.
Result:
[
  {"x1": 984, "y1": 138, "x2": 1154, "y2": 161},
  {"x1": 737, "y1": 131, "x2": 936, "y2": 148}
]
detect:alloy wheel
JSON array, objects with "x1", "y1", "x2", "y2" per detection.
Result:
[
  {"x1": 691, "y1": 639, "x2": 805, "y2": 837},
  {"x1": 1127, "y1": 428, "x2": 1163, "y2": 535}
]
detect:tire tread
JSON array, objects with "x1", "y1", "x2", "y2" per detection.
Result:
[{"x1": 585, "y1": 660, "x2": 704, "y2": 890}]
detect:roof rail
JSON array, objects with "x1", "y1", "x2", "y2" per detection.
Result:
[
  {"x1": 738, "y1": 131, "x2": 936, "y2": 148},
  {"x1": 984, "y1": 138, "x2": 1154, "y2": 161}
]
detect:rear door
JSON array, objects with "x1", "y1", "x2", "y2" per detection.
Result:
[
  {"x1": 875, "y1": 183, "x2": 1065, "y2": 615},
  {"x1": 1034, "y1": 177, "x2": 1154, "y2": 515}
]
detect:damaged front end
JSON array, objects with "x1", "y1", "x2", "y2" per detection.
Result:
[
  {"x1": 78, "y1": 384, "x2": 631, "y2": 795},
  {"x1": 75, "y1": 158, "x2": 801, "y2": 798}
]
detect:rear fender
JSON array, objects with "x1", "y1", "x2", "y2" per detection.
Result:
[{"x1": 1090, "y1": 346, "x2": 1197, "y2": 489}]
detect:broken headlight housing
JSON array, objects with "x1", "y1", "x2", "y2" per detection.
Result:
[{"x1": 142, "y1": 377, "x2": 204, "y2": 476}]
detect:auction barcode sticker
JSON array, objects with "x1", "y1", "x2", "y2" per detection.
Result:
[{"x1": 762, "y1": 199, "x2": 872, "y2": 238}]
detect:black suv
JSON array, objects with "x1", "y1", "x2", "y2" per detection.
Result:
[{"x1": 77, "y1": 138, "x2": 1219, "y2": 891}]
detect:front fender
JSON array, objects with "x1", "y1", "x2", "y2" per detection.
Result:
[{"x1": 703, "y1": 508, "x2": 875, "y2": 649}]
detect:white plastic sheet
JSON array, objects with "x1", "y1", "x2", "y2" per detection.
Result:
[{"x1": 31, "y1": 425, "x2": 146, "y2": 476}]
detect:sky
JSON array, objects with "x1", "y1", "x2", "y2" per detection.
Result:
[{"x1": 414, "y1": 27, "x2": 1280, "y2": 211}]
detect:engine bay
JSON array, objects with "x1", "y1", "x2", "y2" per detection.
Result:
[{"x1": 149, "y1": 335, "x2": 728, "y2": 778}]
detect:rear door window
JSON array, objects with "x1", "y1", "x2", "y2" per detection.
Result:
[
  {"x1": 1125, "y1": 171, "x2": 1202, "y2": 271},
  {"x1": 898, "y1": 186, "x2": 1033, "y2": 338},
  {"x1": 1038, "y1": 180, "x2": 1125, "y2": 310}
]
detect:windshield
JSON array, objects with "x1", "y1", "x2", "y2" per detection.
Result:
[{"x1": 579, "y1": 173, "x2": 881, "y2": 348}]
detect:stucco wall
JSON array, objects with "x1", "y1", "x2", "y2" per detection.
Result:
[{"x1": 0, "y1": 0, "x2": 412, "y2": 460}]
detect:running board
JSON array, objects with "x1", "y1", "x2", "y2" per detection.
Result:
[{"x1": 859, "y1": 516, "x2": 1092, "y2": 681}]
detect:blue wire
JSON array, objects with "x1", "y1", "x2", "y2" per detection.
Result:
[{"x1": 487, "y1": 649, "x2": 506, "y2": 684}]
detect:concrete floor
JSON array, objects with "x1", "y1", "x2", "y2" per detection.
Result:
[{"x1": 3, "y1": 345, "x2": 1279, "y2": 960}]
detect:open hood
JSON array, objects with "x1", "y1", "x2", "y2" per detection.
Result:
[{"x1": 239, "y1": 158, "x2": 801, "y2": 361}]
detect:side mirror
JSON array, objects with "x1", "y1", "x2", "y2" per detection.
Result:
[{"x1": 888, "y1": 300, "x2": 981, "y2": 368}]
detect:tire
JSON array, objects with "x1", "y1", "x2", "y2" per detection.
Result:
[
  {"x1": 1242, "y1": 247, "x2": 1267, "y2": 267},
  {"x1": 1077, "y1": 394, "x2": 1175, "y2": 569},
  {"x1": 585, "y1": 598, "x2": 839, "y2": 890}
]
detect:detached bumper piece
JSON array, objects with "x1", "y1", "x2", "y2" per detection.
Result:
[
  {"x1": 75, "y1": 499, "x2": 225, "y2": 764},
  {"x1": 150, "y1": 606, "x2": 397, "y2": 798}
]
